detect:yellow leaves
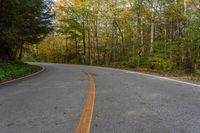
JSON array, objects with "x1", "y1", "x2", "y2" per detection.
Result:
[
  {"x1": 38, "y1": 35, "x2": 66, "y2": 61},
  {"x1": 54, "y1": 0, "x2": 66, "y2": 9},
  {"x1": 122, "y1": 8, "x2": 129, "y2": 15},
  {"x1": 54, "y1": 0, "x2": 74, "y2": 13}
]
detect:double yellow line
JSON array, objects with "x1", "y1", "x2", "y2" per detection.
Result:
[{"x1": 75, "y1": 73, "x2": 96, "y2": 133}]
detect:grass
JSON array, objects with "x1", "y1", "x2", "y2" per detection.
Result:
[{"x1": 0, "y1": 61, "x2": 40, "y2": 83}]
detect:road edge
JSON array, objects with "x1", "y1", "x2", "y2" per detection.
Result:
[
  {"x1": 90, "y1": 65, "x2": 200, "y2": 87},
  {"x1": 0, "y1": 65, "x2": 45, "y2": 86}
]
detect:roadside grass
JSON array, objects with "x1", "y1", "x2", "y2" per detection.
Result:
[{"x1": 0, "y1": 61, "x2": 40, "y2": 83}]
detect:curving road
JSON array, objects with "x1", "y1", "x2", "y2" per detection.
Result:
[{"x1": 0, "y1": 63, "x2": 200, "y2": 133}]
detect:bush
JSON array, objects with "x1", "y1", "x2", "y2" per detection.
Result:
[{"x1": 149, "y1": 57, "x2": 175, "y2": 71}]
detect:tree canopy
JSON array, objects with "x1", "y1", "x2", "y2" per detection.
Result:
[
  {"x1": 0, "y1": 0, "x2": 53, "y2": 61},
  {"x1": 46, "y1": 0, "x2": 199, "y2": 74}
]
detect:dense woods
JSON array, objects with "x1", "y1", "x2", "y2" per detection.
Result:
[
  {"x1": 0, "y1": 0, "x2": 53, "y2": 61},
  {"x1": 31, "y1": 0, "x2": 199, "y2": 74},
  {"x1": 1, "y1": 0, "x2": 200, "y2": 75}
]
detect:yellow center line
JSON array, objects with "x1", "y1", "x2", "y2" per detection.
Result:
[{"x1": 75, "y1": 73, "x2": 96, "y2": 133}]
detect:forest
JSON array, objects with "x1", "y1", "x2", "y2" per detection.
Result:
[{"x1": 1, "y1": 0, "x2": 200, "y2": 77}]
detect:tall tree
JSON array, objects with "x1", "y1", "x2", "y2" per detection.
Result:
[{"x1": 0, "y1": 0, "x2": 53, "y2": 61}]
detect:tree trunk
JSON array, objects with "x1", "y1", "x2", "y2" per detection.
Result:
[
  {"x1": 94, "y1": 13, "x2": 99, "y2": 64},
  {"x1": 136, "y1": 0, "x2": 142, "y2": 68},
  {"x1": 88, "y1": 27, "x2": 91, "y2": 65},
  {"x1": 0, "y1": 0, "x2": 3, "y2": 13},
  {"x1": 184, "y1": 0, "x2": 187, "y2": 16},
  {"x1": 150, "y1": 2, "x2": 155, "y2": 54},
  {"x1": 75, "y1": 38, "x2": 79, "y2": 64},
  {"x1": 82, "y1": 21, "x2": 86, "y2": 64},
  {"x1": 169, "y1": 18, "x2": 173, "y2": 60},
  {"x1": 65, "y1": 37, "x2": 68, "y2": 63},
  {"x1": 18, "y1": 43, "x2": 23, "y2": 60}
]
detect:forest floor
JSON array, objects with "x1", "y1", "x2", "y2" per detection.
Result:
[{"x1": 0, "y1": 61, "x2": 41, "y2": 83}]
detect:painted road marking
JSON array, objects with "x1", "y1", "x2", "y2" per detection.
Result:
[{"x1": 75, "y1": 73, "x2": 96, "y2": 133}]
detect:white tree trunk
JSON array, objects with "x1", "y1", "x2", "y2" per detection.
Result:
[
  {"x1": 141, "y1": 17, "x2": 144, "y2": 46},
  {"x1": 150, "y1": 16, "x2": 154, "y2": 53},
  {"x1": 150, "y1": 1, "x2": 155, "y2": 54},
  {"x1": 184, "y1": 0, "x2": 187, "y2": 16}
]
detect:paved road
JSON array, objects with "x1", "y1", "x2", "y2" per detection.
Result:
[{"x1": 0, "y1": 63, "x2": 200, "y2": 133}]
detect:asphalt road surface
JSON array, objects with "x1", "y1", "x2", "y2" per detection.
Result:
[{"x1": 0, "y1": 63, "x2": 200, "y2": 133}]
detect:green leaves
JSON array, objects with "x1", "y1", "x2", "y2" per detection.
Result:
[{"x1": 0, "y1": 0, "x2": 53, "y2": 60}]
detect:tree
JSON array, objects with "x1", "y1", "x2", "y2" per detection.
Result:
[{"x1": 0, "y1": 0, "x2": 53, "y2": 61}]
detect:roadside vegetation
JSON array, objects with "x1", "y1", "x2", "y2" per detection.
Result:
[
  {"x1": 0, "y1": 61, "x2": 40, "y2": 83},
  {"x1": 0, "y1": 0, "x2": 53, "y2": 82},
  {"x1": 23, "y1": 0, "x2": 200, "y2": 80}
]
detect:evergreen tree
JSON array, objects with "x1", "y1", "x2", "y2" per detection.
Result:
[{"x1": 0, "y1": 0, "x2": 53, "y2": 61}]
